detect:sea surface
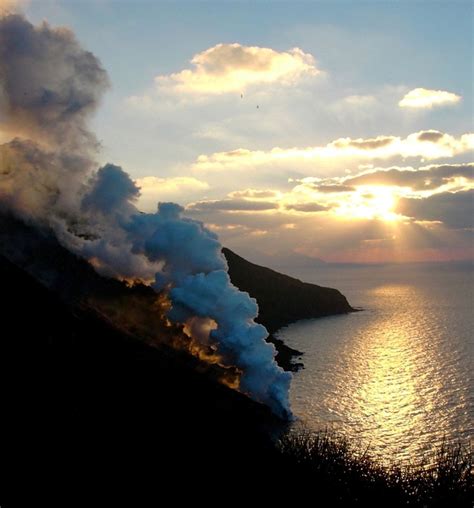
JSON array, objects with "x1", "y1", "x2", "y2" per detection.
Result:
[{"x1": 276, "y1": 262, "x2": 473, "y2": 465}]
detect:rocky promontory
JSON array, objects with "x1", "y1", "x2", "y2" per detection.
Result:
[{"x1": 224, "y1": 248, "x2": 354, "y2": 369}]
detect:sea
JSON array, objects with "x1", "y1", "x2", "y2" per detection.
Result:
[{"x1": 276, "y1": 262, "x2": 474, "y2": 465}]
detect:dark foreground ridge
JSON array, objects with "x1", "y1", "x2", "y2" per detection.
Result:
[
  {"x1": 224, "y1": 247, "x2": 354, "y2": 370},
  {"x1": 0, "y1": 253, "x2": 283, "y2": 503}
]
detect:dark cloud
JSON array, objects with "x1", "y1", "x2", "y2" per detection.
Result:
[
  {"x1": 312, "y1": 184, "x2": 356, "y2": 193},
  {"x1": 187, "y1": 199, "x2": 278, "y2": 212},
  {"x1": 345, "y1": 163, "x2": 473, "y2": 191},
  {"x1": 396, "y1": 190, "x2": 474, "y2": 229},
  {"x1": 0, "y1": 14, "x2": 109, "y2": 150},
  {"x1": 82, "y1": 164, "x2": 140, "y2": 215},
  {"x1": 417, "y1": 130, "x2": 445, "y2": 143},
  {"x1": 333, "y1": 136, "x2": 394, "y2": 150},
  {"x1": 285, "y1": 202, "x2": 329, "y2": 212}
]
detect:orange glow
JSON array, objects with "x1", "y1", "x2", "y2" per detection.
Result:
[{"x1": 182, "y1": 317, "x2": 242, "y2": 389}]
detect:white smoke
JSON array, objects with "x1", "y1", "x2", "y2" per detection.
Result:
[
  {"x1": 0, "y1": 13, "x2": 292, "y2": 418},
  {"x1": 80, "y1": 167, "x2": 292, "y2": 416}
]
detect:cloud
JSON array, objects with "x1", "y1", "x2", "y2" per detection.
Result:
[
  {"x1": 312, "y1": 184, "x2": 356, "y2": 193},
  {"x1": 283, "y1": 162, "x2": 474, "y2": 227},
  {"x1": 284, "y1": 202, "x2": 329, "y2": 213},
  {"x1": 289, "y1": 163, "x2": 474, "y2": 223},
  {"x1": 155, "y1": 43, "x2": 320, "y2": 94},
  {"x1": 187, "y1": 198, "x2": 278, "y2": 212},
  {"x1": 186, "y1": 198, "x2": 473, "y2": 264},
  {"x1": 399, "y1": 87, "x2": 461, "y2": 109},
  {"x1": 345, "y1": 163, "x2": 474, "y2": 192},
  {"x1": 396, "y1": 190, "x2": 474, "y2": 229},
  {"x1": 136, "y1": 176, "x2": 209, "y2": 211},
  {"x1": 416, "y1": 130, "x2": 445, "y2": 142},
  {"x1": 333, "y1": 136, "x2": 394, "y2": 150},
  {"x1": 193, "y1": 130, "x2": 474, "y2": 172},
  {"x1": 181, "y1": 161, "x2": 473, "y2": 237},
  {"x1": 228, "y1": 188, "x2": 279, "y2": 199}
]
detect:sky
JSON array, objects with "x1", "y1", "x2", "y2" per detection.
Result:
[{"x1": 17, "y1": 0, "x2": 474, "y2": 263}]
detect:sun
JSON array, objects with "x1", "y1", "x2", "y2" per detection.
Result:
[{"x1": 335, "y1": 186, "x2": 401, "y2": 221}]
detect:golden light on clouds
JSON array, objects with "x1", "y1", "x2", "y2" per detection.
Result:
[
  {"x1": 285, "y1": 180, "x2": 403, "y2": 222},
  {"x1": 286, "y1": 163, "x2": 473, "y2": 224},
  {"x1": 184, "y1": 161, "x2": 473, "y2": 261},
  {"x1": 193, "y1": 130, "x2": 474, "y2": 171},
  {"x1": 155, "y1": 43, "x2": 320, "y2": 94},
  {"x1": 332, "y1": 186, "x2": 401, "y2": 222},
  {"x1": 399, "y1": 88, "x2": 462, "y2": 109},
  {"x1": 136, "y1": 175, "x2": 209, "y2": 211}
]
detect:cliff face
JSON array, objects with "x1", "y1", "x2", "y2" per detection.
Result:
[{"x1": 223, "y1": 247, "x2": 354, "y2": 333}]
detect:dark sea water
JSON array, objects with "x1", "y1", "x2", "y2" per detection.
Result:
[{"x1": 276, "y1": 262, "x2": 473, "y2": 465}]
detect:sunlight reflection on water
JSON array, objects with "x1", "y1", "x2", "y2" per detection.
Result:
[{"x1": 277, "y1": 266, "x2": 473, "y2": 465}]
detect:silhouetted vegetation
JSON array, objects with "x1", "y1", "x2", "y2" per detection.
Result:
[{"x1": 277, "y1": 430, "x2": 473, "y2": 506}]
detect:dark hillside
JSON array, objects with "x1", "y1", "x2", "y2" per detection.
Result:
[{"x1": 0, "y1": 254, "x2": 283, "y2": 503}]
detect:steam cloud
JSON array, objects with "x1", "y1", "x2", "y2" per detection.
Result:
[{"x1": 0, "y1": 13, "x2": 292, "y2": 417}]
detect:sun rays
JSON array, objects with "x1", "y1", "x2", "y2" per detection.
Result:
[{"x1": 333, "y1": 186, "x2": 401, "y2": 222}]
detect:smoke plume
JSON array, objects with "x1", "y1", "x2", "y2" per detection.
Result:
[
  {"x1": 0, "y1": 13, "x2": 292, "y2": 418},
  {"x1": 0, "y1": 13, "x2": 109, "y2": 150}
]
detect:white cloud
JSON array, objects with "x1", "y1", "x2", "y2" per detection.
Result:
[
  {"x1": 187, "y1": 198, "x2": 278, "y2": 212},
  {"x1": 193, "y1": 130, "x2": 474, "y2": 172},
  {"x1": 228, "y1": 188, "x2": 279, "y2": 199},
  {"x1": 399, "y1": 87, "x2": 461, "y2": 109},
  {"x1": 292, "y1": 162, "x2": 474, "y2": 211},
  {"x1": 155, "y1": 43, "x2": 320, "y2": 94}
]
